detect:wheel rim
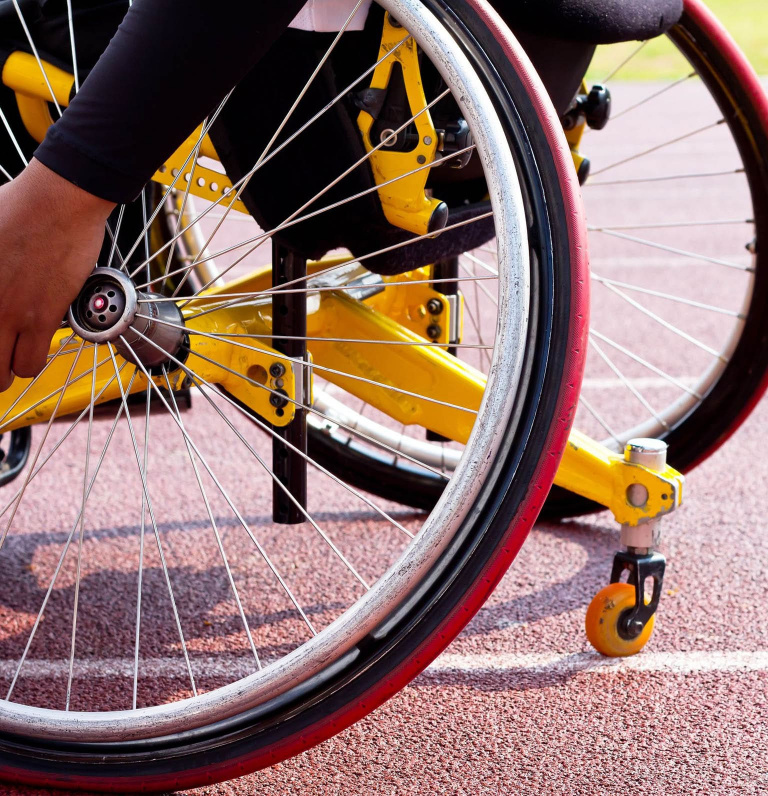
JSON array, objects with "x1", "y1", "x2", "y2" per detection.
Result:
[{"x1": 0, "y1": 0, "x2": 532, "y2": 742}]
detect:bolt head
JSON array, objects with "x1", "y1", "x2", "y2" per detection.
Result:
[
  {"x1": 270, "y1": 363, "x2": 286, "y2": 378},
  {"x1": 427, "y1": 324, "x2": 442, "y2": 340},
  {"x1": 427, "y1": 298, "x2": 444, "y2": 315}
]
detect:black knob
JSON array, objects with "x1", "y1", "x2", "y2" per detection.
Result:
[{"x1": 581, "y1": 84, "x2": 611, "y2": 131}]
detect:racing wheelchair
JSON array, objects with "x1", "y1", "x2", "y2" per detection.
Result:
[{"x1": 0, "y1": 0, "x2": 764, "y2": 789}]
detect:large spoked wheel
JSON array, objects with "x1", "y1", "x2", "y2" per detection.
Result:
[
  {"x1": 0, "y1": 0, "x2": 587, "y2": 791},
  {"x1": 314, "y1": 0, "x2": 768, "y2": 516}
]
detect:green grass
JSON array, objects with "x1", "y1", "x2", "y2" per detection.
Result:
[{"x1": 585, "y1": 0, "x2": 768, "y2": 82}]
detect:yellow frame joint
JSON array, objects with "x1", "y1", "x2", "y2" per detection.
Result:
[{"x1": 555, "y1": 429, "x2": 684, "y2": 526}]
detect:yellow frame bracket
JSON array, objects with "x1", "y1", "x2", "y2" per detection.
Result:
[
  {"x1": 357, "y1": 15, "x2": 443, "y2": 235},
  {"x1": 1, "y1": 51, "x2": 247, "y2": 214}
]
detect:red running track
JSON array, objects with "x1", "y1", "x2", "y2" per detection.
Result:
[{"x1": 3, "y1": 75, "x2": 768, "y2": 794}]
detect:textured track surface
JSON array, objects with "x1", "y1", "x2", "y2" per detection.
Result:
[{"x1": 3, "y1": 80, "x2": 768, "y2": 794}]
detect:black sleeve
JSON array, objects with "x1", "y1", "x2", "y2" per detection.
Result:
[{"x1": 33, "y1": 0, "x2": 308, "y2": 203}]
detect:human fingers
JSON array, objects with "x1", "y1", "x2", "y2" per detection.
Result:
[
  {"x1": 0, "y1": 332, "x2": 16, "y2": 392},
  {"x1": 11, "y1": 325, "x2": 55, "y2": 381}
]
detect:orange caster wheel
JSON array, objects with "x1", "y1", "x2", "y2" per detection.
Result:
[{"x1": 585, "y1": 582, "x2": 656, "y2": 657}]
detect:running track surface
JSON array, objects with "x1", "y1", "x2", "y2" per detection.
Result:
[{"x1": 3, "y1": 81, "x2": 768, "y2": 795}]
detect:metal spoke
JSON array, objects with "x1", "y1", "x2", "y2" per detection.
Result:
[
  {"x1": 601, "y1": 40, "x2": 649, "y2": 84},
  {"x1": 114, "y1": 339, "x2": 319, "y2": 632},
  {"x1": 120, "y1": 90, "x2": 235, "y2": 267},
  {"x1": 610, "y1": 72, "x2": 697, "y2": 121},
  {"x1": 589, "y1": 226, "x2": 753, "y2": 272},
  {"x1": 162, "y1": 123, "x2": 207, "y2": 280},
  {"x1": 138, "y1": 85, "x2": 453, "y2": 294},
  {"x1": 0, "y1": 332, "x2": 77, "y2": 427},
  {"x1": 65, "y1": 345, "x2": 98, "y2": 710},
  {"x1": 163, "y1": 370, "x2": 262, "y2": 668},
  {"x1": 106, "y1": 347, "x2": 197, "y2": 696},
  {"x1": 127, "y1": 328, "x2": 415, "y2": 546},
  {"x1": 0, "y1": 363, "x2": 128, "y2": 523},
  {"x1": 0, "y1": 340, "x2": 85, "y2": 552},
  {"x1": 578, "y1": 393, "x2": 622, "y2": 448},
  {"x1": 590, "y1": 273, "x2": 743, "y2": 318},
  {"x1": 184, "y1": 0, "x2": 373, "y2": 263},
  {"x1": 0, "y1": 103, "x2": 27, "y2": 167},
  {"x1": 461, "y1": 250, "x2": 499, "y2": 277},
  {"x1": 590, "y1": 218, "x2": 751, "y2": 231},
  {"x1": 65, "y1": 0, "x2": 80, "y2": 93},
  {"x1": 177, "y1": 211, "x2": 494, "y2": 320},
  {"x1": 132, "y1": 324, "x2": 491, "y2": 350},
  {"x1": 587, "y1": 336, "x2": 668, "y2": 432},
  {"x1": 11, "y1": 0, "x2": 63, "y2": 116},
  {"x1": 0, "y1": 349, "x2": 114, "y2": 434},
  {"x1": 176, "y1": 84, "x2": 453, "y2": 299},
  {"x1": 133, "y1": 381, "x2": 150, "y2": 710},
  {"x1": 156, "y1": 333, "x2": 449, "y2": 480},
  {"x1": 596, "y1": 276, "x2": 725, "y2": 360},
  {"x1": 137, "y1": 273, "x2": 497, "y2": 305},
  {"x1": 128, "y1": 35, "x2": 416, "y2": 283},
  {"x1": 591, "y1": 119, "x2": 726, "y2": 178},
  {"x1": 167, "y1": 141, "x2": 475, "y2": 291},
  {"x1": 6, "y1": 368, "x2": 138, "y2": 700},
  {"x1": 586, "y1": 168, "x2": 745, "y2": 187},
  {"x1": 106, "y1": 205, "x2": 126, "y2": 271},
  {"x1": 460, "y1": 259, "x2": 492, "y2": 370},
  {"x1": 590, "y1": 329, "x2": 703, "y2": 399}
]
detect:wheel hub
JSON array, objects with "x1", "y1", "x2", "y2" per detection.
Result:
[{"x1": 68, "y1": 267, "x2": 186, "y2": 369}]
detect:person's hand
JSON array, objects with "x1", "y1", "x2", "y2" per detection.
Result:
[{"x1": 0, "y1": 158, "x2": 116, "y2": 391}]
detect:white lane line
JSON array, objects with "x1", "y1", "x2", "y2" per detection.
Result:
[
  {"x1": 0, "y1": 651, "x2": 766, "y2": 680},
  {"x1": 430, "y1": 650, "x2": 768, "y2": 676}
]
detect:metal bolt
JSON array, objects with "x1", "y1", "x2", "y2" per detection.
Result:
[
  {"x1": 388, "y1": 13, "x2": 402, "y2": 27},
  {"x1": 423, "y1": 135, "x2": 433, "y2": 146},
  {"x1": 427, "y1": 324, "x2": 442, "y2": 340},
  {"x1": 380, "y1": 128, "x2": 397, "y2": 147},
  {"x1": 417, "y1": 154, "x2": 427, "y2": 165},
  {"x1": 625, "y1": 438, "x2": 668, "y2": 471},
  {"x1": 625, "y1": 618, "x2": 645, "y2": 639},
  {"x1": 426, "y1": 298, "x2": 443, "y2": 315},
  {"x1": 269, "y1": 393, "x2": 286, "y2": 408},
  {"x1": 270, "y1": 363, "x2": 286, "y2": 378}
]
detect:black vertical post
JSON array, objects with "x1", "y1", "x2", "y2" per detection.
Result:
[
  {"x1": 272, "y1": 240, "x2": 307, "y2": 524},
  {"x1": 426, "y1": 256, "x2": 459, "y2": 443}
]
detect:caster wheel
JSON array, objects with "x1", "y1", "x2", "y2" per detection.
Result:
[{"x1": 585, "y1": 582, "x2": 655, "y2": 657}]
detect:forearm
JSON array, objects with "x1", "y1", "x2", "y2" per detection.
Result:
[{"x1": 34, "y1": 0, "x2": 308, "y2": 203}]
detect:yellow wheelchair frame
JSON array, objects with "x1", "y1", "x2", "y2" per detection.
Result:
[{"x1": 0, "y1": 29, "x2": 684, "y2": 654}]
